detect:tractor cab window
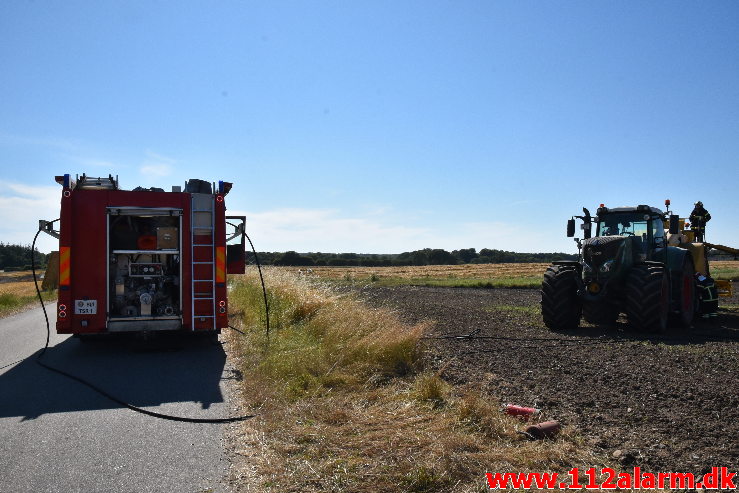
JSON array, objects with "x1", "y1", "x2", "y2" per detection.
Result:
[
  {"x1": 597, "y1": 213, "x2": 649, "y2": 251},
  {"x1": 598, "y1": 214, "x2": 648, "y2": 237},
  {"x1": 598, "y1": 212, "x2": 649, "y2": 252},
  {"x1": 651, "y1": 217, "x2": 665, "y2": 243}
]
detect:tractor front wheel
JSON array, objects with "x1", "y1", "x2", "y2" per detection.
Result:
[
  {"x1": 541, "y1": 265, "x2": 581, "y2": 331},
  {"x1": 625, "y1": 265, "x2": 669, "y2": 332}
]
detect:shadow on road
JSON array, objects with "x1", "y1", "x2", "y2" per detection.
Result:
[{"x1": 0, "y1": 334, "x2": 230, "y2": 420}]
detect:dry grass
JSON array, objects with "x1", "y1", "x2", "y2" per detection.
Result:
[
  {"x1": 280, "y1": 264, "x2": 549, "y2": 289},
  {"x1": 412, "y1": 372, "x2": 450, "y2": 406},
  {"x1": 0, "y1": 270, "x2": 36, "y2": 282},
  {"x1": 225, "y1": 383, "x2": 597, "y2": 492},
  {"x1": 228, "y1": 269, "x2": 423, "y2": 397},
  {"x1": 0, "y1": 281, "x2": 43, "y2": 297},
  {"x1": 284, "y1": 260, "x2": 739, "y2": 287},
  {"x1": 0, "y1": 276, "x2": 56, "y2": 318},
  {"x1": 225, "y1": 268, "x2": 604, "y2": 492}
]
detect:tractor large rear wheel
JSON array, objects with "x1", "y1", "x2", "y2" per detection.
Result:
[
  {"x1": 625, "y1": 265, "x2": 669, "y2": 332},
  {"x1": 541, "y1": 265, "x2": 581, "y2": 331},
  {"x1": 671, "y1": 256, "x2": 696, "y2": 328}
]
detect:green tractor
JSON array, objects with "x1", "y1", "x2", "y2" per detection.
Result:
[{"x1": 541, "y1": 203, "x2": 699, "y2": 332}]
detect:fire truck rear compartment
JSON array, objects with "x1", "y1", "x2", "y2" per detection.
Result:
[{"x1": 108, "y1": 213, "x2": 183, "y2": 332}]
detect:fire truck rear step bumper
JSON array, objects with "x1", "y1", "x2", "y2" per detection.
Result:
[{"x1": 108, "y1": 318, "x2": 182, "y2": 332}]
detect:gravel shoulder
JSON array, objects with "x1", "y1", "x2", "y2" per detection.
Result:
[{"x1": 357, "y1": 283, "x2": 739, "y2": 475}]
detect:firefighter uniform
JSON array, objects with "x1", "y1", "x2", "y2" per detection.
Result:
[
  {"x1": 689, "y1": 202, "x2": 711, "y2": 242},
  {"x1": 696, "y1": 275, "x2": 718, "y2": 319}
]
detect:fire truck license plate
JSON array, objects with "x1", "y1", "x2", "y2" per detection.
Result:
[{"x1": 75, "y1": 300, "x2": 97, "y2": 314}]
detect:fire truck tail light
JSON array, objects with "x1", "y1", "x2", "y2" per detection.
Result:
[
  {"x1": 59, "y1": 310, "x2": 67, "y2": 318},
  {"x1": 218, "y1": 300, "x2": 226, "y2": 307},
  {"x1": 219, "y1": 306, "x2": 226, "y2": 314},
  {"x1": 58, "y1": 304, "x2": 67, "y2": 311}
]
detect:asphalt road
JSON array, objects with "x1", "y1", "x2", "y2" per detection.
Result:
[{"x1": 0, "y1": 305, "x2": 237, "y2": 493}]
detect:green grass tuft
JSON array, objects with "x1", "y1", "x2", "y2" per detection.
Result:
[
  {"x1": 402, "y1": 465, "x2": 444, "y2": 492},
  {"x1": 456, "y1": 394, "x2": 514, "y2": 439},
  {"x1": 711, "y1": 266, "x2": 739, "y2": 281},
  {"x1": 0, "y1": 291, "x2": 56, "y2": 318},
  {"x1": 412, "y1": 373, "x2": 449, "y2": 406}
]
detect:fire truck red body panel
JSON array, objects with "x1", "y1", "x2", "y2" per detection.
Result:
[{"x1": 54, "y1": 175, "x2": 244, "y2": 335}]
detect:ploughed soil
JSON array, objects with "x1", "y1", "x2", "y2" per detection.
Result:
[{"x1": 358, "y1": 282, "x2": 739, "y2": 476}]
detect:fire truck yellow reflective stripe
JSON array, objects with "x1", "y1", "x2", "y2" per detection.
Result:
[
  {"x1": 59, "y1": 246, "x2": 71, "y2": 286},
  {"x1": 216, "y1": 246, "x2": 226, "y2": 283}
]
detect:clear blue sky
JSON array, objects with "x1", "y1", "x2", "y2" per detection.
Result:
[{"x1": 1, "y1": 1, "x2": 737, "y2": 255}]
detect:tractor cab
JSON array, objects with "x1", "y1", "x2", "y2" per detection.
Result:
[
  {"x1": 566, "y1": 206, "x2": 668, "y2": 292},
  {"x1": 593, "y1": 206, "x2": 667, "y2": 260}
]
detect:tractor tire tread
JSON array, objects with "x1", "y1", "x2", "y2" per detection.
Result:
[
  {"x1": 625, "y1": 265, "x2": 668, "y2": 332},
  {"x1": 541, "y1": 265, "x2": 581, "y2": 331}
]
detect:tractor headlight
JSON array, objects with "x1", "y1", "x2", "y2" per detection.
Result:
[{"x1": 599, "y1": 260, "x2": 615, "y2": 273}]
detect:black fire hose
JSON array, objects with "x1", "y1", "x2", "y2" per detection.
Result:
[
  {"x1": 30, "y1": 224, "x2": 256, "y2": 424},
  {"x1": 245, "y1": 231, "x2": 270, "y2": 340}
]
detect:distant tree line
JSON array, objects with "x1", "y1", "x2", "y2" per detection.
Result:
[
  {"x1": 0, "y1": 243, "x2": 47, "y2": 271},
  {"x1": 247, "y1": 248, "x2": 577, "y2": 267}
]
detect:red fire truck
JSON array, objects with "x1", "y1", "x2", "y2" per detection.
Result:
[{"x1": 47, "y1": 174, "x2": 246, "y2": 336}]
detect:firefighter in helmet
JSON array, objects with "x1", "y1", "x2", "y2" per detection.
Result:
[
  {"x1": 689, "y1": 201, "x2": 711, "y2": 242},
  {"x1": 696, "y1": 273, "x2": 718, "y2": 319}
]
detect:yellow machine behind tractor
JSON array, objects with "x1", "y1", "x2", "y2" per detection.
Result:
[{"x1": 665, "y1": 211, "x2": 736, "y2": 298}]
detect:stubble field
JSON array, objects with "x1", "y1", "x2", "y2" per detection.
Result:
[
  {"x1": 0, "y1": 271, "x2": 56, "y2": 317},
  {"x1": 226, "y1": 261, "x2": 739, "y2": 491},
  {"x1": 284, "y1": 260, "x2": 739, "y2": 286},
  {"x1": 285, "y1": 263, "x2": 551, "y2": 279},
  {"x1": 359, "y1": 282, "x2": 739, "y2": 477}
]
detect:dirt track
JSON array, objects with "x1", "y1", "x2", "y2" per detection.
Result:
[{"x1": 359, "y1": 283, "x2": 739, "y2": 476}]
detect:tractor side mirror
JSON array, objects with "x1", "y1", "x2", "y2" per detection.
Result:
[
  {"x1": 567, "y1": 219, "x2": 576, "y2": 237},
  {"x1": 669, "y1": 215, "x2": 679, "y2": 235}
]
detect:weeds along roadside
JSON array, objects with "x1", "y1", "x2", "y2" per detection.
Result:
[
  {"x1": 225, "y1": 268, "x2": 605, "y2": 492},
  {"x1": 0, "y1": 280, "x2": 56, "y2": 318},
  {"x1": 229, "y1": 268, "x2": 423, "y2": 393}
]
